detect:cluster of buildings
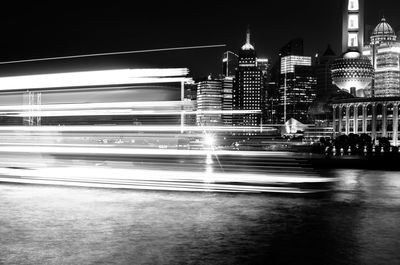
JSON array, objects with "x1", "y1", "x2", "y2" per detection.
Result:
[
  {"x1": 330, "y1": 0, "x2": 400, "y2": 145},
  {"x1": 0, "y1": 0, "x2": 399, "y2": 147},
  {"x1": 190, "y1": 0, "x2": 400, "y2": 146},
  {"x1": 190, "y1": 31, "x2": 317, "y2": 129}
]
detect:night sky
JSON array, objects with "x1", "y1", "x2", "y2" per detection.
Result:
[{"x1": 0, "y1": 0, "x2": 400, "y2": 78}]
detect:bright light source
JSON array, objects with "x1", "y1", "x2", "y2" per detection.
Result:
[{"x1": 204, "y1": 134, "x2": 215, "y2": 146}]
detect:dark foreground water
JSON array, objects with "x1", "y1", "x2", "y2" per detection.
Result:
[{"x1": 1, "y1": 169, "x2": 400, "y2": 265}]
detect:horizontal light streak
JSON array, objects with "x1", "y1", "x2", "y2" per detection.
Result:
[
  {"x1": 0, "y1": 109, "x2": 261, "y2": 117},
  {"x1": 0, "y1": 176, "x2": 320, "y2": 194},
  {"x1": 0, "y1": 165, "x2": 335, "y2": 194},
  {"x1": 0, "y1": 77, "x2": 191, "y2": 91},
  {"x1": 0, "y1": 144, "x2": 303, "y2": 158},
  {"x1": 0, "y1": 125, "x2": 273, "y2": 132},
  {"x1": 0, "y1": 101, "x2": 193, "y2": 111},
  {"x1": 0, "y1": 68, "x2": 191, "y2": 91}
]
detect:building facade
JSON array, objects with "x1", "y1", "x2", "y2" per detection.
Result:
[
  {"x1": 196, "y1": 79, "x2": 223, "y2": 126},
  {"x1": 233, "y1": 29, "x2": 264, "y2": 127},
  {"x1": 222, "y1": 51, "x2": 239, "y2": 78},
  {"x1": 279, "y1": 55, "x2": 316, "y2": 123},
  {"x1": 330, "y1": 1, "x2": 400, "y2": 146},
  {"x1": 222, "y1": 77, "x2": 234, "y2": 126},
  {"x1": 363, "y1": 17, "x2": 400, "y2": 97},
  {"x1": 332, "y1": 97, "x2": 400, "y2": 145}
]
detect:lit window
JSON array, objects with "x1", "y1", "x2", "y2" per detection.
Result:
[
  {"x1": 348, "y1": 14, "x2": 359, "y2": 29},
  {"x1": 348, "y1": 0, "x2": 359, "y2": 11},
  {"x1": 348, "y1": 33, "x2": 358, "y2": 47}
]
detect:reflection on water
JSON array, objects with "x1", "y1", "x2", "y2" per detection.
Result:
[{"x1": 1, "y1": 169, "x2": 400, "y2": 264}]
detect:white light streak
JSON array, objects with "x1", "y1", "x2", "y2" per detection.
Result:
[
  {"x1": 0, "y1": 69, "x2": 190, "y2": 91},
  {"x1": 0, "y1": 125, "x2": 274, "y2": 133}
]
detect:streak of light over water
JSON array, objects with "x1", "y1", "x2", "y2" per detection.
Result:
[{"x1": 1, "y1": 169, "x2": 400, "y2": 265}]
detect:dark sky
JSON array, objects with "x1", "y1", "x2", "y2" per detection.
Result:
[{"x1": 1, "y1": 0, "x2": 400, "y2": 78}]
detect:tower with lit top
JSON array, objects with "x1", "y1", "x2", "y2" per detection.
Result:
[
  {"x1": 233, "y1": 28, "x2": 264, "y2": 126},
  {"x1": 331, "y1": 0, "x2": 373, "y2": 97}
]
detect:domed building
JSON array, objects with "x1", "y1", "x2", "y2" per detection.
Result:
[
  {"x1": 363, "y1": 17, "x2": 400, "y2": 97},
  {"x1": 370, "y1": 17, "x2": 397, "y2": 45},
  {"x1": 330, "y1": 1, "x2": 400, "y2": 146}
]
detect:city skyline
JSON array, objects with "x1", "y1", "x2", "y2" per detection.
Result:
[{"x1": 1, "y1": 1, "x2": 400, "y2": 78}]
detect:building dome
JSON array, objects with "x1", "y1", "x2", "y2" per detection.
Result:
[
  {"x1": 370, "y1": 17, "x2": 397, "y2": 44},
  {"x1": 331, "y1": 50, "x2": 374, "y2": 97}
]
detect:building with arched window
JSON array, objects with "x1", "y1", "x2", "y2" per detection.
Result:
[{"x1": 332, "y1": 97, "x2": 400, "y2": 145}]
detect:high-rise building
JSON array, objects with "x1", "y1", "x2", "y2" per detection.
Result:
[
  {"x1": 315, "y1": 45, "x2": 337, "y2": 99},
  {"x1": 331, "y1": 0, "x2": 373, "y2": 97},
  {"x1": 184, "y1": 82, "x2": 197, "y2": 101},
  {"x1": 363, "y1": 17, "x2": 400, "y2": 97},
  {"x1": 279, "y1": 38, "x2": 304, "y2": 57},
  {"x1": 279, "y1": 55, "x2": 316, "y2": 123},
  {"x1": 257, "y1": 58, "x2": 269, "y2": 75},
  {"x1": 257, "y1": 58, "x2": 270, "y2": 123},
  {"x1": 342, "y1": 0, "x2": 365, "y2": 53},
  {"x1": 222, "y1": 51, "x2": 239, "y2": 77},
  {"x1": 222, "y1": 77, "x2": 234, "y2": 126},
  {"x1": 233, "y1": 28, "x2": 264, "y2": 127},
  {"x1": 196, "y1": 78, "x2": 223, "y2": 126}
]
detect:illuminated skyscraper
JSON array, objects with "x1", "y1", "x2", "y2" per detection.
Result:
[
  {"x1": 331, "y1": 0, "x2": 373, "y2": 97},
  {"x1": 222, "y1": 77, "x2": 234, "y2": 126},
  {"x1": 342, "y1": 0, "x2": 364, "y2": 53},
  {"x1": 363, "y1": 17, "x2": 400, "y2": 97},
  {"x1": 196, "y1": 78, "x2": 223, "y2": 126},
  {"x1": 233, "y1": 28, "x2": 264, "y2": 126},
  {"x1": 222, "y1": 51, "x2": 239, "y2": 77},
  {"x1": 279, "y1": 55, "x2": 316, "y2": 123},
  {"x1": 257, "y1": 58, "x2": 270, "y2": 123}
]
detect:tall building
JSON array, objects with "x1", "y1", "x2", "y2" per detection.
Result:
[
  {"x1": 315, "y1": 45, "x2": 337, "y2": 99},
  {"x1": 257, "y1": 58, "x2": 269, "y2": 75},
  {"x1": 279, "y1": 55, "x2": 316, "y2": 123},
  {"x1": 330, "y1": 0, "x2": 400, "y2": 145},
  {"x1": 196, "y1": 78, "x2": 223, "y2": 126},
  {"x1": 222, "y1": 77, "x2": 234, "y2": 126},
  {"x1": 257, "y1": 58, "x2": 270, "y2": 123},
  {"x1": 342, "y1": 0, "x2": 365, "y2": 53},
  {"x1": 184, "y1": 82, "x2": 197, "y2": 101},
  {"x1": 222, "y1": 51, "x2": 239, "y2": 77},
  {"x1": 363, "y1": 17, "x2": 400, "y2": 97},
  {"x1": 279, "y1": 38, "x2": 304, "y2": 57},
  {"x1": 331, "y1": 0, "x2": 373, "y2": 97},
  {"x1": 233, "y1": 28, "x2": 264, "y2": 126}
]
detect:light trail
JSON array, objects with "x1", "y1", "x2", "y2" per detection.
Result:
[
  {"x1": 0, "y1": 101, "x2": 193, "y2": 111},
  {"x1": 0, "y1": 144, "x2": 309, "y2": 158},
  {"x1": 0, "y1": 76, "x2": 191, "y2": 91},
  {"x1": 0, "y1": 109, "x2": 261, "y2": 117},
  {"x1": 0, "y1": 166, "x2": 335, "y2": 194},
  {"x1": 0, "y1": 125, "x2": 273, "y2": 132},
  {"x1": 0, "y1": 44, "x2": 226, "y2": 65}
]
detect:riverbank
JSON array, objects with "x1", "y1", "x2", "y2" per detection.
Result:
[{"x1": 309, "y1": 153, "x2": 400, "y2": 170}]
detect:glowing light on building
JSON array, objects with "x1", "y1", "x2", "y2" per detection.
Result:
[
  {"x1": 348, "y1": 0, "x2": 359, "y2": 11},
  {"x1": 280, "y1": 56, "x2": 311, "y2": 74},
  {"x1": 363, "y1": 17, "x2": 400, "y2": 97}
]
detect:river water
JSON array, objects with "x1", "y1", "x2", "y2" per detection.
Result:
[{"x1": 1, "y1": 169, "x2": 400, "y2": 265}]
